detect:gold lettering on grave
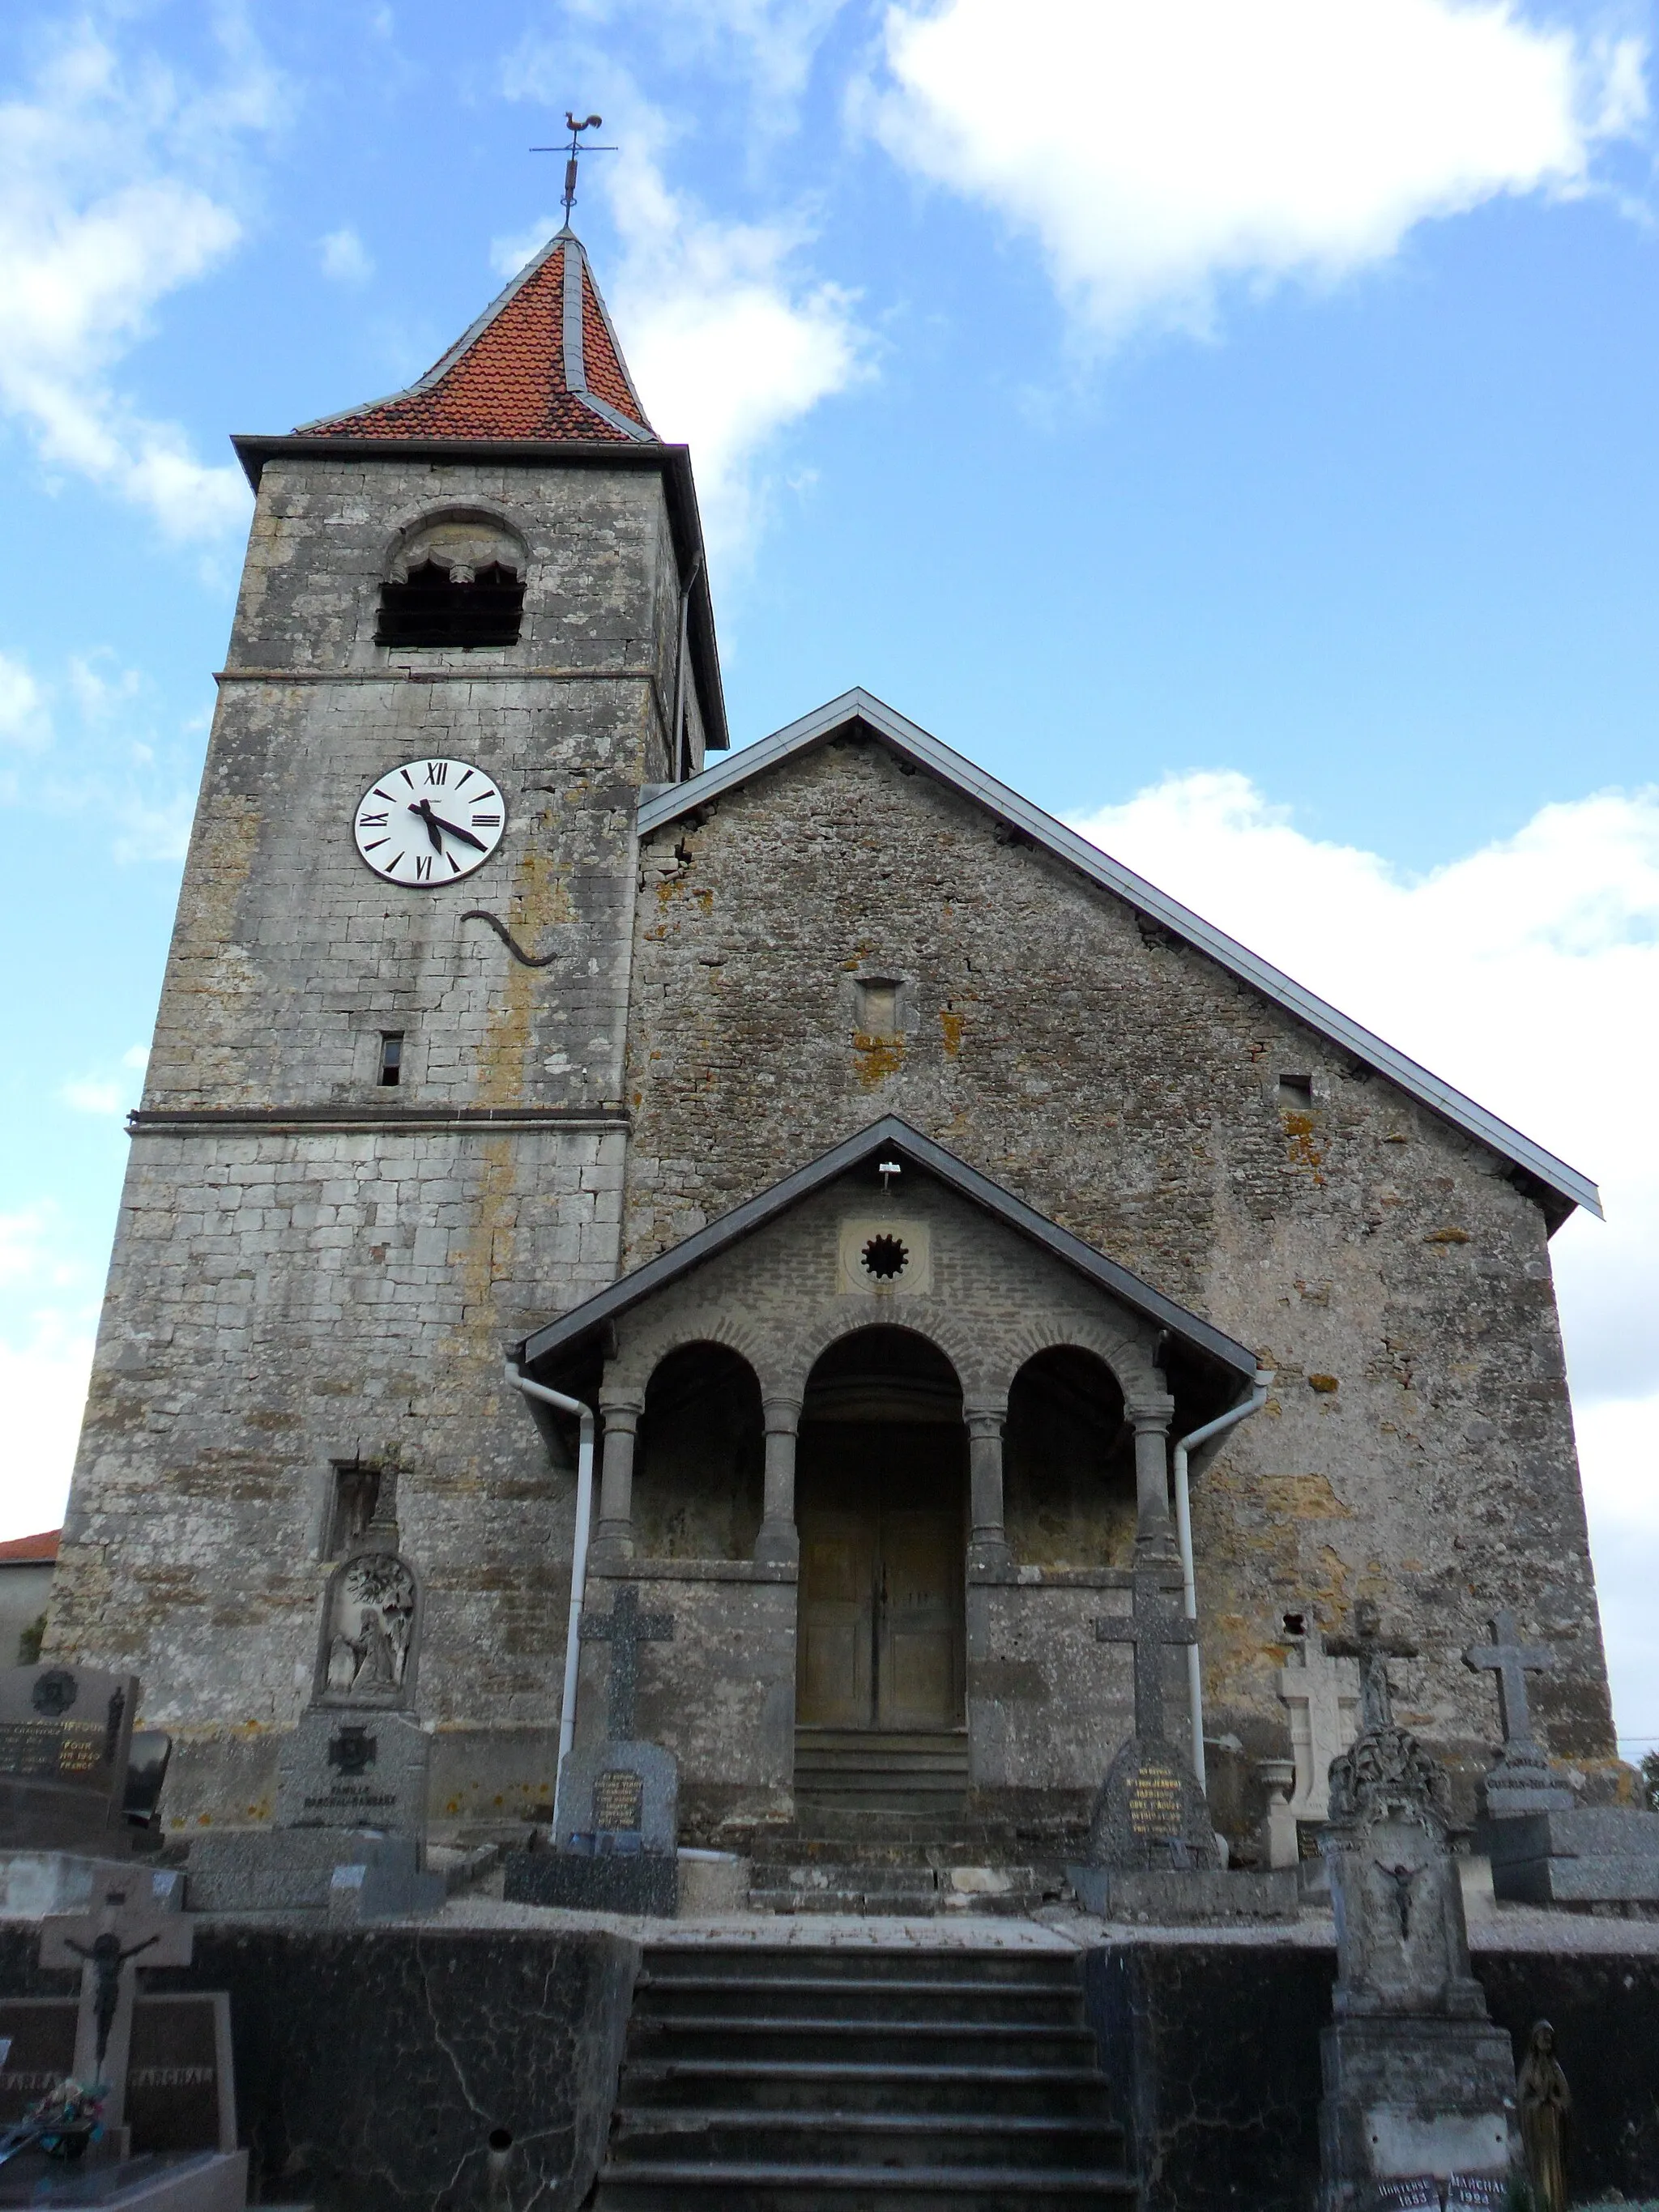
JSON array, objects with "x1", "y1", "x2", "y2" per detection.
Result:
[
  {"x1": 1128, "y1": 1762, "x2": 1183, "y2": 1838},
  {"x1": 594, "y1": 1770, "x2": 644, "y2": 1831}
]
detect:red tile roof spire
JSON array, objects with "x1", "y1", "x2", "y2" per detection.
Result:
[{"x1": 298, "y1": 228, "x2": 656, "y2": 445}]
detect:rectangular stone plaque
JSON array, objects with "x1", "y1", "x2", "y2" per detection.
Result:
[
  {"x1": 274, "y1": 1704, "x2": 430, "y2": 1835},
  {"x1": 0, "y1": 1999, "x2": 78, "y2": 2125},
  {"x1": 594, "y1": 1770, "x2": 645, "y2": 1832},
  {"x1": 127, "y1": 1993, "x2": 236, "y2": 2156},
  {"x1": 0, "y1": 1664, "x2": 139, "y2": 1852},
  {"x1": 1127, "y1": 1760, "x2": 1183, "y2": 1839}
]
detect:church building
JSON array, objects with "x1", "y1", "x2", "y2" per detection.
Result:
[{"x1": 47, "y1": 219, "x2": 1614, "y2": 1861}]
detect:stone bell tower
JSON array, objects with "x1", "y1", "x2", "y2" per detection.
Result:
[{"x1": 47, "y1": 225, "x2": 725, "y2": 1831}]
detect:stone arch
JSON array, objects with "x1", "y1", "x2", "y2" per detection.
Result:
[
  {"x1": 312, "y1": 1544, "x2": 422, "y2": 1707},
  {"x1": 1003, "y1": 1344, "x2": 1136, "y2": 1572},
  {"x1": 782, "y1": 1300, "x2": 983, "y2": 1401},
  {"x1": 631, "y1": 1340, "x2": 766, "y2": 1562},
  {"x1": 608, "y1": 1308, "x2": 778, "y2": 1399},
  {"x1": 382, "y1": 505, "x2": 529, "y2": 584},
  {"x1": 985, "y1": 1311, "x2": 1162, "y2": 1406}
]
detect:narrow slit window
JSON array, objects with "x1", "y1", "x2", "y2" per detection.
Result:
[
  {"x1": 379, "y1": 1033, "x2": 404, "y2": 1088},
  {"x1": 324, "y1": 1464, "x2": 382, "y2": 1560}
]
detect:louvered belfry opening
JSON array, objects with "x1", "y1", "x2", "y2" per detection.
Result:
[{"x1": 375, "y1": 559, "x2": 525, "y2": 648}]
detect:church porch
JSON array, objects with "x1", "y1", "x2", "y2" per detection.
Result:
[{"x1": 516, "y1": 1119, "x2": 1260, "y2": 1868}]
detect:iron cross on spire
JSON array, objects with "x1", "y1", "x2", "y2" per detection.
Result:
[{"x1": 531, "y1": 112, "x2": 617, "y2": 224}]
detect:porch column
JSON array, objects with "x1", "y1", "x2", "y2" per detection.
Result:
[
  {"x1": 1128, "y1": 1390, "x2": 1178, "y2": 1563},
  {"x1": 965, "y1": 1397, "x2": 1013, "y2": 1576},
  {"x1": 755, "y1": 1395, "x2": 802, "y2": 1566},
  {"x1": 591, "y1": 1385, "x2": 644, "y2": 1566}
]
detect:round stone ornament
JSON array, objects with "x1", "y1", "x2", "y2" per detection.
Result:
[{"x1": 353, "y1": 757, "x2": 505, "y2": 887}]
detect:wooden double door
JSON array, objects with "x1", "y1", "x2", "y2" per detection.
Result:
[{"x1": 795, "y1": 1423, "x2": 966, "y2": 1731}]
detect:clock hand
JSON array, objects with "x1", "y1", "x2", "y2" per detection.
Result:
[
  {"x1": 409, "y1": 799, "x2": 446, "y2": 854},
  {"x1": 418, "y1": 807, "x2": 489, "y2": 855}
]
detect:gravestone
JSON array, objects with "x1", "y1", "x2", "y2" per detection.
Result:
[
  {"x1": 0, "y1": 1866, "x2": 246, "y2": 2210},
  {"x1": 39, "y1": 1865, "x2": 194, "y2": 2129},
  {"x1": 0, "y1": 1662, "x2": 147, "y2": 1920},
  {"x1": 1268, "y1": 1635, "x2": 1361, "y2": 1868},
  {"x1": 1463, "y1": 1608, "x2": 1659, "y2": 1906},
  {"x1": 185, "y1": 1539, "x2": 441, "y2": 1918},
  {"x1": 1463, "y1": 1613, "x2": 1573, "y2": 1818},
  {"x1": 1067, "y1": 1570, "x2": 1297, "y2": 1919},
  {"x1": 1317, "y1": 1602, "x2": 1518, "y2": 2212},
  {"x1": 504, "y1": 1584, "x2": 679, "y2": 1916}
]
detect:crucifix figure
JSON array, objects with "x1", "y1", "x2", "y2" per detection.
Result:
[
  {"x1": 1324, "y1": 1599, "x2": 1418, "y2": 1736},
  {"x1": 1379, "y1": 1860, "x2": 1415, "y2": 1941},
  {"x1": 39, "y1": 1873, "x2": 192, "y2": 2129},
  {"x1": 1096, "y1": 1566, "x2": 1198, "y2": 1745},
  {"x1": 1463, "y1": 1610, "x2": 1552, "y2": 1754},
  {"x1": 580, "y1": 1585, "x2": 674, "y2": 1741}
]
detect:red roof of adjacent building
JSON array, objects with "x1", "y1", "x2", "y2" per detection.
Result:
[
  {"x1": 300, "y1": 229, "x2": 656, "y2": 445},
  {"x1": 0, "y1": 1529, "x2": 60, "y2": 1563}
]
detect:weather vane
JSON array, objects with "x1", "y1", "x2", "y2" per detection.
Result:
[{"x1": 531, "y1": 112, "x2": 616, "y2": 222}]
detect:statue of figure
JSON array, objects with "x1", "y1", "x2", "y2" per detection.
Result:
[
  {"x1": 356, "y1": 1609, "x2": 396, "y2": 1687},
  {"x1": 326, "y1": 1634, "x2": 360, "y2": 1693},
  {"x1": 1518, "y1": 2018, "x2": 1570, "y2": 2212}
]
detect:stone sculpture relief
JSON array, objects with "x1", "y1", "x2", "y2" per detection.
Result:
[{"x1": 321, "y1": 1553, "x2": 416, "y2": 1703}]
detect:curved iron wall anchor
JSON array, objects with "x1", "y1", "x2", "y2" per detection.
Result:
[{"x1": 462, "y1": 910, "x2": 561, "y2": 969}]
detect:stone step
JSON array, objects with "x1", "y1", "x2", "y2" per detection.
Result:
[
  {"x1": 751, "y1": 1816, "x2": 1025, "y2": 1858},
  {"x1": 634, "y1": 1972, "x2": 1083, "y2": 2025},
  {"x1": 639, "y1": 1947, "x2": 1081, "y2": 1988},
  {"x1": 748, "y1": 1862, "x2": 1056, "y2": 1916},
  {"x1": 609, "y1": 2105, "x2": 1124, "y2": 2170},
  {"x1": 619, "y1": 2057, "x2": 1117, "y2": 2120},
  {"x1": 591, "y1": 2159, "x2": 1135, "y2": 2210},
  {"x1": 628, "y1": 2014, "x2": 1101, "y2": 2069}
]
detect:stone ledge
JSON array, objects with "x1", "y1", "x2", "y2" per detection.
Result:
[{"x1": 586, "y1": 1558, "x2": 799, "y2": 1584}]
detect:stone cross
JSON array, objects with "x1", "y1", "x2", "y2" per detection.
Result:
[
  {"x1": 580, "y1": 1585, "x2": 674, "y2": 1740},
  {"x1": 1278, "y1": 1639, "x2": 1360, "y2": 1820},
  {"x1": 39, "y1": 1870, "x2": 192, "y2": 2129},
  {"x1": 1463, "y1": 1610, "x2": 1551, "y2": 1753},
  {"x1": 1324, "y1": 1599, "x2": 1418, "y2": 1736},
  {"x1": 1095, "y1": 1568, "x2": 1196, "y2": 1744}
]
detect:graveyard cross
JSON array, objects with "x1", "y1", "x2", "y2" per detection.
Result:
[
  {"x1": 1463, "y1": 1611, "x2": 1552, "y2": 1754},
  {"x1": 1324, "y1": 1599, "x2": 1418, "y2": 1736},
  {"x1": 580, "y1": 1585, "x2": 674, "y2": 1740},
  {"x1": 1095, "y1": 1567, "x2": 1197, "y2": 1743},
  {"x1": 39, "y1": 1878, "x2": 192, "y2": 2129}
]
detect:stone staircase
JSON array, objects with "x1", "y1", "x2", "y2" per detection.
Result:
[
  {"x1": 794, "y1": 1730, "x2": 971, "y2": 1819},
  {"x1": 589, "y1": 1942, "x2": 1136, "y2": 2210}
]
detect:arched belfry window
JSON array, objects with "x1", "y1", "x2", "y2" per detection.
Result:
[{"x1": 376, "y1": 516, "x2": 527, "y2": 648}]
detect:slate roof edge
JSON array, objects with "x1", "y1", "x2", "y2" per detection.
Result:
[
  {"x1": 518, "y1": 1114, "x2": 1261, "y2": 1381},
  {"x1": 228, "y1": 437, "x2": 729, "y2": 752},
  {"x1": 636, "y1": 688, "x2": 1601, "y2": 1226}
]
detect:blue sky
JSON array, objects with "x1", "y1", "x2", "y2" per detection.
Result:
[{"x1": 2, "y1": 0, "x2": 1657, "y2": 1750}]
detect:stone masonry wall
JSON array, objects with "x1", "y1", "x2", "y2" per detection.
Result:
[
  {"x1": 49, "y1": 450, "x2": 696, "y2": 1829},
  {"x1": 624, "y1": 731, "x2": 1614, "y2": 1792}
]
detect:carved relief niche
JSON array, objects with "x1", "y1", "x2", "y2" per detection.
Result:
[
  {"x1": 377, "y1": 511, "x2": 528, "y2": 648},
  {"x1": 313, "y1": 1548, "x2": 422, "y2": 1707}
]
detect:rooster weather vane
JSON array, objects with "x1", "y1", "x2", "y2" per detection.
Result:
[{"x1": 531, "y1": 112, "x2": 616, "y2": 222}]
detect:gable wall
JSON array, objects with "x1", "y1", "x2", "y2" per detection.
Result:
[{"x1": 625, "y1": 735, "x2": 1614, "y2": 1797}]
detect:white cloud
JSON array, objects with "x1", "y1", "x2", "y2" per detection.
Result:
[
  {"x1": 872, "y1": 0, "x2": 1647, "y2": 340},
  {"x1": 1070, "y1": 769, "x2": 1659, "y2": 1733},
  {"x1": 604, "y1": 147, "x2": 868, "y2": 559},
  {"x1": 0, "y1": 653, "x2": 50, "y2": 748},
  {"x1": 59, "y1": 1079, "x2": 125, "y2": 1117},
  {"x1": 559, "y1": 0, "x2": 847, "y2": 109},
  {"x1": 319, "y1": 226, "x2": 373, "y2": 283},
  {"x1": 0, "y1": 24, "x2": 275, "y2": 538}
]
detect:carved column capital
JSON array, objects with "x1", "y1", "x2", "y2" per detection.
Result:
[
  {"x1": 761, "y1": 1395, "x2": 803, "y2": 1437},
  {"x1": 1125, "y1": 1392, "x2": 1176, "y2": 1433}
]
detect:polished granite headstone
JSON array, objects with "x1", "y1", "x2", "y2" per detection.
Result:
[
  {"x1": 504, "y1": 1588, "x2": 679, "y2": 1916},
  {"x1": 1317, "y1": 1605, "x2": 1517, "y2": 2212},
  {"x1": 0, "y1": 1663, "x2": 141, "y2": 1864}
]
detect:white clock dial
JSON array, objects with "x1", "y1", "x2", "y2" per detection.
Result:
[{"x1": 353, "y1": 757, "x2": 506, "y2": 887}]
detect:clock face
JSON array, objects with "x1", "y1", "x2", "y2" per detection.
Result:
[{"x1": 352, "y1": 757, "x2": 505, "y2": 887}]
